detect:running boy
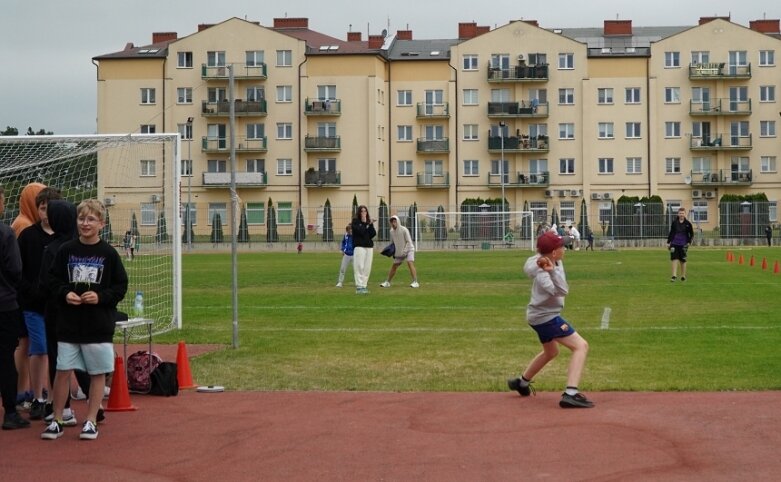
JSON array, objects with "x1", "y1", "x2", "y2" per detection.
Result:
[
  {"x1": 42, "y1": 200, "x2": 128, "y2": 440},
  {"x1": 507, "y1": 231, "x2": 594, "y2": 408}
]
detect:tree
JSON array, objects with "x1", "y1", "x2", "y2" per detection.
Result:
[
  {"x1": 182, "y1": 207, "x2": 195, "y2": 244},
  {"x1": 521, "y1": 200, "x2": 532, "y2": 240},
  {"x1": 156, "y1": 211, "x2": 168, "y2": 243},
  {"x1": 100, "y1": 209, "x2": 113, "y2": 243},
  {"x1": 377, "y1": 200, "x2": 390, "y2": 241},
  {"x1": 351, "y1": 195, "x2": 358, "y2": 219},
  {"x1": 294, "y1": 207, "x2": 306, "y2": 242},
  {"x1": 1, "y1": 126, "x2": 19, "y2": 136},
  {"x1": 579, "y1": 198, "x2": 591, "y2": 239},
  {"x1": 130, "y1": 212, "x2": 139, "y2": 237},
  {"x1": 26, "y1": 127, "x2": 53, "y2": 136},
  {"x1": 210, "y1": 212, "x2": 224, "y2": 243},
  {"x1": 407, "y1": 202, "x2": 418, "y2": 242},
  {"x1": 434, "y1": 205, "x2": 447, "y2": 242},
  {"x1": 551, "y1": 208, "x2": 559, "y2": 230},
  {"x1": 238, "y1": 206, "x2": 250, "y2": 243},
  {"x1": 322, "y1": 198, "x2": 334, "y2": 242},
  {"x1": 266, "y1": 198, "x2": 278, "y2": 243}
]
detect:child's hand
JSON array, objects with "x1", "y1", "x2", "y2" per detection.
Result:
[
  {"x1": 80, "y1": 291, "x2": 99, "y2": 304},
  {"x1": 65, "y1": 291, "x2": 82, "y2": 305},
  {"x1": 537, "y1": 256, "x2": 553, "y2": 271}
]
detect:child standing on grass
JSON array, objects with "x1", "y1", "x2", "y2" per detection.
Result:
[
  {"x1": 507, "y1": 231, "x2": 594, "y2": 408},
  {"x1": 41, "y1": 200, "x2": 128, "y2": 440},
  {"x1": 336, "y1": 224, "x2": 354, "y2": 288}
]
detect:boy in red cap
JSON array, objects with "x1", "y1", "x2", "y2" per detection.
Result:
[{"x1": 507, "y1": 231, "x2": 594, "y2": 408}]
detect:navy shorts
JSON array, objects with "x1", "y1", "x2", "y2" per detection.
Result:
[
  {"x1": 670, "y1": 245, "x2": 688, "y2": 262},
  {"x1": 530, "y1": 316, "x2": 577, "y2": 343}
]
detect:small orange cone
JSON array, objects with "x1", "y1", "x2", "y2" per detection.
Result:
[
  {"x1": 738, "y1": 254, "x2": 744, "y2": 265},
  {"x1": 749, "y1": 255, "x2": 755, "y2": 267},
  {"x1": 726, "y1": 251, "x2": 733, "y2": 262},
  {"x1": 106, "y1": 355, "x2": 137, "y2": 412},
  {"x1": 176, "y1": 341, "x2": 196, "y2": 389},
  {"x1": 774, "y1": 261, "x2": 779, "y2": 274},
  {"x1": 762, "y1": 257, "x2": 768, "y2": 270}
]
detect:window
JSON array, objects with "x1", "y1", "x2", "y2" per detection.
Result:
[
  {"x1": 177, "y1": 51, "x2": 193, "y2": 68},
  {"x1": 208, "y1": 203, "x2": 227, "y2": 226},
  {"x1": 316, "y1": 85, "x2": 336, "y2": 100},
  {"x1": 176, "y1": 87, "x2": 192, "y2": 104},
  {"x1": 141, "y1": 203, "x2": 157, "y2": 226},
  {"x1": 140, "y1": 160, "x2": 155, "y2": 176},
  {"x1": 490, "y1": 54, "x2": 510, "y2": 70},
  {"x1": 528, "y1": 53, "x2": 547, "y2": 66},
  {"x1": 691, "y1": 51, "x2": 709, "y2": 64},
  {"x1": 181, "y1": 159, "x2": 192, "y2": 177},
  {"x1": 761, "y1": 121, "x2": 776, "y2": 137},
  {"x1": 178, "y1": 123, "x2": 193, "y2": 141},
  {"x1": 276, "y1": 123, "x2": 293, "y2": 140},
  {"x1": 558, "y1": 123, "x2": 575, "y2": 139},
  {"x1": 463, "y1": 54, "x2": 479, "y2": 70},
  {"x1": 398, "y1": 160, "x2": 413, "y2": 176},
  {"x1": 761, "y1": 156, "x2": 777, "y2": 173},
  {"x1": 625, "y1": 88, "x2": 641, "y2": 104},
  {"x1": 558, "y1": 88, "x2": 574, "y2": 105},
  {"x1": 397, "y1": 125, "x2": 413, "y2": 141},
  {"x1": 207, "y1": 159, "x2": 226, "y2": 173},
  {"x1": 424, "y1": 125, "x2": 445, "y2": 140},
  {"x1": 760, "y1": 85, "x2": 776, "y2": 102},
  {"x1": 530, "y1": 201, "x2": 548, "y2": 224},
  {"x1": 180, "y1": 203, "x2": 197, "y2": 226},
  {"x1": 317, "y1": 122, "x2": 337, "y2": 138},
  {"x1": 276, "y1": 158, "x2": 292, "y2": 175},
  {"x1": 665, "y1": 87, "x2": 680, "y2": 103},
  {"x1": 318, "y1": 158, "x2": 336, "y2": 172},
  {"x1": 597, "y1": 88, "x2": 613, "y2": 104},
  {"x1": 463, "y1": 160, "x2": 479, "y2": 176},
  {"x1": 276, "y1": 85, "x2": 292, "y2": 102},
  {"x1": 691, "y1": 87, "x2": 710, "y2": 105},
  {"x1": 625, "y1": 122, "x2": 641, "y2": 139},
  {"x1": 246, "y1": 123, "x2": 265, "y2": 140},
  {"x1": 206, "y1": 51, "x2": 226, "y2": 67},
  {"x1": 424, "y1": 89, "x2": 444, "y2": 106},
  {"x1": 691, "y1": 157, "x2": 711, "y2": 174},
  {"x1": 246, "y1": 158, "x2": 265, "y2": 173},
  {"x1": 560, "y1": 201, "x2": 575, "y2": 223},
  {"x1": 140, "y1": 124, "x2": 155, "y2": 134},
  {"x1": 246, "y1": 50, "x2": 265, "y2": 66},
  {"x1": 691, "y1": 200, "x2": 708, "y2": 222},
  {"x1": 140, "y1": 88, "x2": 155, "y2": 104},
  {"x1": 463, "y1": 124, "x2": 479, "y2": 141},
  {"x1": 665, "y1": 157, "x2": 681, "y2": 174},
  {"x1": 208, "y1": 87, "x2": 227, "y2": 103},
  {"x1": 463, "y1": 89, "x2": 478, "y2": 105},
  {"x1": 759, "y1": 50, "x2": 775, "y2": 66},
  {"x1": 626, "y1": 157, "x2": 642, "y2": 174},
  {"x1": 558, "y1": 53, "x2": 574, "y2": 69},
  {"x1": 491, "y1": 159, "x2": 509, "y2": 183},
  {"x1": 246, "y1": 202, "x2": 265, "y2": 225},
  {"x1": 276, "y1": 50, "x2": 292, "y2": 67},
  {"x1": 424, "y1": 160, "x2": 444, "y2": 178},
  {"x1": 276, "y1": 202, "x2": 292, "y2": 225},
  {"x1": 529, "y1": 158, "x2": 548, "y2": 175},
  {"x1": 397, "y1": 90, "x2": 412, "y2": 106},
  {"x1": 246, "y1": 87, "x2": 265, "y2": 102},
  {"x1": 598, "y1": 158, "x2": 613, "y2": 174},
  {"x1": 770, "y1": 202, "x2": 778, "y2": 223},
  {"x1": 559, "y1": 158, "x2": 575, "y2": 174},
  {"x1": 665, "y1": 122, "x2": 681, "y2": 138},
  {"x1": 664, "y1": 51, "x2": 680, "y2": 68},
  {"x1": 598, "y1": 122, "x2": 614, "y2": 139},
  {"x1": 598, "y1": 203, "x2": 613, "y2": 225}
]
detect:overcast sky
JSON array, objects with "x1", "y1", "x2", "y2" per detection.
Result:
[{"x1": 1, "y1": 0, "x2": 777, "y2": 135}]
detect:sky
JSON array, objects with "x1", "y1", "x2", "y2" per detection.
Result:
[{"x1": 1, "y1": 0, "x2": 778, "y2": 135}]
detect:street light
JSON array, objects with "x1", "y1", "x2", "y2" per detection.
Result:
[
  {"x1": 186, "y1": 117, "x2": 194, "y2": 250},
  {"x1": 499, "y1": 121, "x2": 506, "y2": 241}
]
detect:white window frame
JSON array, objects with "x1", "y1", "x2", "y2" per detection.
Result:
[
  {"x1": 397, "y1": 90, "x2": 412, "y2": 106},
  {"x1": 665, "y1": 157, "x2": 681, "y2": 174},
  {"x1": 626, "y1": 157, "x2": 642, "y2": 174},
  {"x1": 759, "y1": 50, "x2": 775, "y2": 67},
  {"x1": 208, "y1": 203, "x2": 228, "y2": 226},
  {"x1": 140, "y1": 88, "x2": 156, "y2": 104},
  {"x1": 276, "y1": 50, "x2": 292, "y2": 67},
  {"x1": 463, "y1": 54, "x2": 479, "y2": 71},
  {"x1": 597, "y1": 88, "x2": 613, "y2": 104},
  {"x1": 665, "y1": 87, "x2": 680, "y2": 103},
  {"x1": 691, "y1": 200, "x2": 708, "y2": 223},
  {"x1": 177, "y1": 51, "x2": 193, "y2": 68},
  {"x1": 760, "y1": 156, "x2": 777, "y2": 173},
  {"x1": 140, "y1": 159, "x2": 156, "y2": 177},
  {"x1": 398, "y1": 160, "x2": 413, "y2": 176},
  {"x1": 141, "y1": 203, "x2": 157, "y2": 226},
  {"x1": 760, "y1": 121, "x2": 776, "y2": 137},
  {"x1": 277, "y1": 202, "x2": 293, "y2": 225},
  {"x1": 177, "y1": 87, "x2": 192, "y2": 104},
  {"x1": 558, "y1": 88, "x2": 574, "y2": 105},
  {"x1": 760, "y1": 85, "x2": 776, "y2": 103},
  {"x1": 625, "y1": 87, "x2": 641, "y2": 104},
  {"x1": 598, "y1": 122, "x2": 614, "y2": 139},
  {"x1": 276, "y1": 158, "x2": 292, "y2": 176},
  {"x1": 664, "y1": 51, "x2": 680, "y2": 68},
  {"x1": 276, "y1": 123, "x2": 293, "y2": 140},
  {"x1": 625, "y1": 122, "x2": 641, "y2": 139},
  {"x1": 558, "y1": 123, "x2": 575, "y2": 140},
  {"x1": 246, "y1": 202, "x2": 265, "y2": 225},
  {"x1": 246, "y1": 158, "x2": 265, "y2": 173},
  {"x1": 463, "y1": 124, "x2": 479, "y2": 141},
  {"x1": 246, "y1": 50, "x2": 265, "y2": 66},
  {"x1": 463, "y1": 159, "x2": 479, "y2": 176},
  {"x1": 276, "y1": 85, "x2": 292, "y2": 103},
  {"x1": 598, "y1": 157, "x2": 614, "y2": 174},
  {"x1": 665, "y1": 122, "x2": 681, "y2": 138},
  {"x1": 397, "y1": 125, "x2": 413, "y2": 142},
  {"x1": 206, "y1": 51, "x2": 226, "y2": 67},
  {"x1": 463, "y1": 89, "x2": 479, "y2": 105},
  {"x1": 559, "y1": 158, "x2": 575, "y2": 174},
  {"x1": 140, "y1": 124, "x2": 155, "y2": 134},
  {"x1": 558, "y1": 53, "x2": 574, "y2": 70},
  {"x1": 207, "y1": 159, "x2": 227, "y2": 173},
  {"x1": 691, "y1": 157, "x2": 711, "y2": 174}
]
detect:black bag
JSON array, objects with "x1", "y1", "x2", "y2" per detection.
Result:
[
  {"x1": 381, "y1": 243, "x2": 396, "y2": 257},
  {"x1": 149, "y1": 362, "x2": 179, "y2": 397}
]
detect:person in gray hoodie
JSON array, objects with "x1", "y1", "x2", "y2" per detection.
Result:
[{"x1": 507, "y1": 231, "x2": 594, "y2": 408}]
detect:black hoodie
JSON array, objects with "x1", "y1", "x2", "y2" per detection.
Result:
[{"x1": 39, "y1": 200, "x2": 77, "y2": 329}]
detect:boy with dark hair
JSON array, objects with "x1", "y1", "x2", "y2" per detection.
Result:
[
  {"x1": 667, "y1": 207, "x2": 694, "y2": 282},
  {"x1": 42, "y1": 200, "x2": 127, "y2": 440}
]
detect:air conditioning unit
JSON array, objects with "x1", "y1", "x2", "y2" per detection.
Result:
[
  {"x1": 558, "y1": 190, "x2": 567, "y2": 197},
  {"x1": 151, "y1": 194, "x2": 161, "y2": 203},
  {"x1": 704, "y1": 191, "x2": 715, "y2": 199},
  {"x1": 544, "y1": 189, "x2": 553, "y2": 198},
  {"x1": 590, "y1": 193, "x2": 601, "y2": 200},
  {"x1": 692, "y1": 190, "x2": 702, "y2": 199},
  {"x1": 103, "y1": 198, "x2": 115, "y2": 207},
  {"x1": 570, "y1": 189, "x2": 581, "y2": 197},
  {"x1": 518, "y1": 54, "x2": 525, "y2": 61},
  {"x1": 602, "y1": 192, "x2": 612, "y2": 200}
]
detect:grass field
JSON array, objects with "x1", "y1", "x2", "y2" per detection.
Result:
[{"x1": 153, "y1": 246, "x2": 781, "y2": 393}]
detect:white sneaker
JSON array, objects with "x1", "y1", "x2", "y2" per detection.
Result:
[
  {"x1": 410, "y1": 281, "x2": 420, "y2": 288},
  {"x1": 336, "y1": 282, "x2": 343, "y2": 288},
  {"x1": 379, "y1": 281, "x2": 391, "y2": 288}
]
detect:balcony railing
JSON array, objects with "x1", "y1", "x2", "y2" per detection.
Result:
[
  {"x1": 690, "y1": 169, "x2": 753, "y2": 187},
  {"x1": 304, "y1": 136, "x2": 341, "y2": 151},
  {"x1": 487, "y1": 101, "x2": 549, "y2": 118},
  {"x1": 201, "y1": 100, "x2": 267, "y2": 116},
  {"x1": 688, "y1": 62, "x2": 751, "y2": 80},
  {"x1": 304, "y1": 98, "x2": 341, "y2": 116},
  {"x1": 202, "y1": 171, "x2": 267, "y2": 187},
  {"x1": 487, "y1": 135, "x2": 549, "y2": 153},
  {"x1": 689, "y1": 99, "x2": 751, "y2": 116},
  {"x1": 201, "y1": 136, "x2": 268, "y2": 153},
  {"x1": 304, "y1": 170, "x2": 341, "y2": 186},
  {"x1": 689, "y1": 134, "x2": 752, "y2": 150},
  {"x1": 416, "y1": 172, "x2": 450, "y2": 188},
  {"x1": 487, "y1": 171, "x2": 549, "y2": 187},
  {"x1": 201, "y1": 63, "x2": 268, "y2": 80},
  {"x1": 416, "y1": 138, "x2": 449, "y2": 153},
  {"x1": 487, "y1": 64, "x2": 549, "y2": 82},
  {"x1": 416, "y1": 103, "x2": 450, "y2": 118}
]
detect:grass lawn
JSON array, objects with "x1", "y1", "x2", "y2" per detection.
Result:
[{"x1": 154, "y1": 246, "x2": 781, "y2": 393}]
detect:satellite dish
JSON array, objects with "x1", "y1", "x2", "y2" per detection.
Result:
[
  {"x1": 684, "y1": 176, "x2": 692, "y2": 185},
  {"x1": 381, "y1": 28, "x2": 388, "y2": 38}
]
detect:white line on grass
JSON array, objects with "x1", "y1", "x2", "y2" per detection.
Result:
[{"x1": 184, "y1": 324, "x2": 780, "y2": 333}]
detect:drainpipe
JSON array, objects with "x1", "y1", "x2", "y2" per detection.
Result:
[
  {"x1": 449, "y1": 60, "x2": 458, "y2": 211},
  {"x1": 645, "y1": 56, "x2": 652, "y2": 197}
]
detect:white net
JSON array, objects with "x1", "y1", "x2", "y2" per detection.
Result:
[
  {"x1": 0, "y1": 134, "x2": 181, "y2": 339},
  {"x1": 414, "y1": 210, "x2": 535, "y2": 251}
]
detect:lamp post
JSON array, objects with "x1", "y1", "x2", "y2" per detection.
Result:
[
  {"x1": 499, "y1": 121, "x2": 506, "y2": 241},
  {"x1": 186, "y1": 117, "x2": 194, "y2": 250}
]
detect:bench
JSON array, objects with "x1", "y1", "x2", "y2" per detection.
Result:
[
  {"x1": 453, "y1": 243, "x2": 476, "y2": 250},
  {"x1": 490, "y1": 243, "x2": 515, "y2": 249}
]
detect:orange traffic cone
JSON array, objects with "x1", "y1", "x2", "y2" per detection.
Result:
[
  {"x1": 774, "y1": 261, "x2": 779, "y2": 274},
  {"x1": 738, "y1": 254, "x2": 744, "y2": 265},
  {"x1": 762, "y1": 257, "x2": 768, "y2": 270},
  {"x1": 106, "y1": 355, "x2": 137, "y2": 412},
  {"x1": 176, "y1": 341, "x2": 196, "y2": 389},
  {"x1": 726, "y1": 251, "x2": 733, "y2": 262},
  {"x1": 749, "y1": 255, "x2": 755, "y2": 267}
]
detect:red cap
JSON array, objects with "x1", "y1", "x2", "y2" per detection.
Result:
[{"x1": 536, "y1": 231, "x2": 564, "y2": 254}]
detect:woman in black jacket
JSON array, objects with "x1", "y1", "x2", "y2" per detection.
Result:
[{"x1": 350, "y1": 205, "x2": 376, "y2": 294}]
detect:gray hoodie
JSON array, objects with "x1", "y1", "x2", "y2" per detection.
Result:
[{"x1": 523, "y1": 254, "x2": 569, "y2": 326}]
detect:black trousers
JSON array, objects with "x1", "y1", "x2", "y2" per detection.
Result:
[{"x1": 0, "y1": 309, "x2": 22, "y2": 415}]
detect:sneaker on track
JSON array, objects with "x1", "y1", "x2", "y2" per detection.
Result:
[
  {"x1": 41, "y1": 420, "x2": 63, "y2": 440},
  {"x1": 80, "y1": 420, "x2": 98, "y2": 440},
  {"x1": 507, "y1": 377, "x2": 535, "y2": 397},
  {"x1": 2, "y1": 412, "x2": 31, "y2": 430},
  {"x1": 62, "y1": 411, "x2": 78, "y2": 427},
  {"x1": 559, "y1": 392, "x2": 595, "y2": 408},
  {"x1": 29, "y1": 400, "x2": 45, "y2": 420}
]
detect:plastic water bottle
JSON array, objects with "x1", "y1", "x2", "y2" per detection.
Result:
[{"x1": 133, "y1": 291, "x2": 144, "y2": 318}]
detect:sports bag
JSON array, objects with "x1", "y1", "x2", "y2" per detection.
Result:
[
  {"x1": 126, "y1": 350, "x2": 162, "y2": 393},
  {"x1": 149, "y1": 362, "x2": 179, "y2": 397}
]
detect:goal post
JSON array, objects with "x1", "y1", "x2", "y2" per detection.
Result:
[
  {"x1": 414, "y1": 210, "x2": 535, "y2": 251},
  {"x1": 0, "y1": 133, "x2": 182, "y2": 339}
]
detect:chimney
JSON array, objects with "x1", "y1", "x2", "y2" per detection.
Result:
[
  {"x1": 475, "y1": 26, "x2": 491, "y2": 36},
  {"x1": 749, "y1": 19, "x2": 780, "y2": 33},
  {"x1": 347, "y1": 31, "x2": 362, "y2": 42},
  {"x1": 273, "y1": 17, "x2": 309, "y2": 29},
  {"x1": 604, "y1": 20, "x2": 632, "y2": 36},
  {"x1": 368, "y1": 34, "x2": 384, "y2": 49},
  {"x1": 459, "y1": 22, "x2": 478, "y2": 39},
  {"x1": 698, "y1": 16, "x2": 730, "y2": 25},
  {"x1": 396, "y1": 29, "x2": 412, "y2": 40},
  {"x1": 152, "y1": 32, "x2": 177, "y2": 44},
  {"x1": 197, "y1": 24, "x2": 214, "y2": 32},
  {"x1": 523, "y1": 20, "x2": 539, "y2": 27},
  {"x1": 124, "y1": 42, "x2": 135, "y2": 51}
]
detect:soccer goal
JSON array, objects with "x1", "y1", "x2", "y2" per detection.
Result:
[
  {"x1": 0, "y1": 134, "x2": 182, "y2": 338},
  {"x1": 414, "y1": 210, "x2": 535, "y2": 251}
]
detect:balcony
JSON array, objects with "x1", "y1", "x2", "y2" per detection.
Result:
[
  {"x1": 304, "y1": 170, "x2": 341, "y2": 187},
  {"x1": 690, "y1": 169, "x2": 753, "y2": 187},
  {"x1": 690, "y1": 134, "x2": 752, "y2": 151},
  {"x1": 201, "y1": 136, "x2": 268, "y2": 153},
  {"x1": 304, "y1": 136, "x2": 341, "y2": 152},
  {"x1": 487, "y1": 135, "x2": 548, "y2": 153},
  {"x1": 487, "y1": 64, "x2": 549, "y2": 82},
  {"x1": 416, "y1": 172, "x2": 450, "y2": 188},
  {"x1": 487, "y1": 101, "x2": 549, "y2": 118},
  {"x1": 688, "y1": 62, "x2": 751, "y2": 80},
  {"x1": 201, "y1": 99, "x2": 267, "y2": 117},
  {"x1": 487, "y1": 171, "x2": 549, "y2": 188},
  {"x1": 416, "y1": 138, "x2": 449, "y2": 153},
  {"x1": 416, "y1": 103, "x2": 450, "y2": 118},
  {"x1": 304, "y1": 98, "x2": 341, "y2": 116},
  {"x1": 201, "y1": 63, "x2": 267, "y2": 80},
  {"x1": 202, "y1": 171, "x2": 267, "y2": 187},
  {"x1": 689, "y1": 99, "x2": 751, "y2": 116}
]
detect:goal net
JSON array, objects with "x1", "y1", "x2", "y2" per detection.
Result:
[
  {"x1": 414, "y1": 210, "x2": 535, "y2": 251},
  {"x1": 0, "y1": 134, "x2": 181, "y2": 339}
]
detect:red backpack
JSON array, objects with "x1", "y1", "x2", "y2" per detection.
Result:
[{"x1": 126, "y1": 351, "x2": 162, "y2": 393}]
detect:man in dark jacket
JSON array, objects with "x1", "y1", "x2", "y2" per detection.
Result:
[{"x1": 666, "y1": 207, "x2": 694, "y2": 282}]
